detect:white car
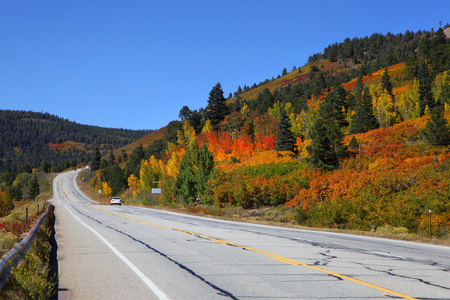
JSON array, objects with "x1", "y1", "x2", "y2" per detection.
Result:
[{"x1": 110, "y1": 197, "x2": 122, "y2": 205}]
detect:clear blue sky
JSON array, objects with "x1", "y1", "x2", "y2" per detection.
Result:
[{"x1": 1, "y1": 1, "x2": 449, "y2": 130}]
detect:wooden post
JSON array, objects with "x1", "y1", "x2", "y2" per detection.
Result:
[
  {"x1": 26, "y1": 207, "x2": 28, "y2": 220},
  {"x1": 429, "y1": 209, "x2": 432, "y2": 239}
]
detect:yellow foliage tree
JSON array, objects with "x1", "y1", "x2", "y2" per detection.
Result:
[
  {"x1": 165, "y1": 143, "x2": 185, "y2": 178},
  {"x1": 177, "y1": 120, "x2": 196, "y2": 147},
  {"x1": 202, "y1": 119, "x2": 213, "y2": 133},
  {"x1": 139, "y1": 156, "x2": 161, "y2": 192},
  {"x1": 375, "y1": 91, "x2": 398, "y2": 127},
  {"x1": 396, "y1": 83, "x2": 420, "y2": 120},
  {"x1": 128, "y1": 174, "x2": 139, "y2": 196},
  {"x1": 240, "y1": 103, "x2": 250, "y2": 117},
  {"x1": 268, "y1": 101, "x2": 283, "y2": 118},
  {"x1": 102, "y1": 181, "x2": 112, "y2": 196}
]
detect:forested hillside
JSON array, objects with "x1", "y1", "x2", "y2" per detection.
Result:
[
  {"x1": 3, "y1": 25, "x2": 450, "y2": 238},
  {"x1": 0, "y1": 110, "x2": 153, "y2": 174}
]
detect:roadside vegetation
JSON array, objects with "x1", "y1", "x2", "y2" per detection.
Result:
[
  {"x1": 80, "y1": 27, "x2": 450, "y2": 244},
  {"x1": 0, "y1": 173, "x2": 56, "y2": 299}
]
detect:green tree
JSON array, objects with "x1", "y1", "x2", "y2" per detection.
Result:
[
  {"x1": 381, "y1": 68, "x2": 393, "y2": 96},
  {"x1": 176, "y1": 141, "x2": 214, "y2": 203},
  {"x1": 28, "y1": 175, "x2": 40, "y2": 200},
  {"x1": 277, "y1": 109, "x2": 296, "y2": 153},
  {"x1": 39, "y1": 161, "x2": 51, "y2": 173},
  {"x1": 91, "y1": 147, "x2": 101, "y2": 171},
  {"x1": 195, "y1": 143, "x2": 215, "y2": 198},
  {"x1": 307, "y1": 92, "x2": 347, "y2": 170},
  {"x1": 417, "y1": 60, "x2": 435, "y2": 116},
  {"x1": 176, "y1": 145, "x2": 197, "y2": 203},
  {"x1": 204, "y1": 83, "x2": 230, "y2": 130},
  {"x1": 125, "y1": 144, "x2": 145, "y2": 178},
  {"x1": 349, "y1": 87, "x2": 379, "y2": 134},
  {"x1": 422, "y1": 105, "x2": 450, "y2": 146},
  {"x1": 164, "y1": 121, "x2": 183, "y2": 144},
  {"x1": 102, "y1": 164, "x2": 128, "y2": 196},
  {"x1": 348, "y1": 136, "x2": 359, "y2": 150},
  {"x1": 381, "y1": 68, "x2": 396, "y2": 114},
  {"x1": 108, "y1": 150, "x2": 115, "y2": 166},
  {"x1": 146, "y1": 139, "x2": 168, "y2": 160},
  {"x1": 121, "y1": 149, "x2": 128, "y2": 162}
]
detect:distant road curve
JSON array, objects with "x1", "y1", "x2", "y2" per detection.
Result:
[{"x1": 52, "y1": 170, "x2": 450, "y2": 299}]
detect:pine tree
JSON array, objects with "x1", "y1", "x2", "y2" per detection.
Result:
[
  {"x1": 91, "y1": 147, "x2": 101, "y2": 171},
  {"x1": 28, "y1": 175, "x2": 40, "y2": 200},
  {"x1": 277, "y1": 109, "x2": 296, "y2": 153},
  {"x1": 204, "y1": 83, "x2": 230, "y2": 130},
  {"x1": 422, "y1": 105, "x2": 450, "y2": 146},
  {"x1": 417, "y1": 60, "x2": 435, "y2": 116},
  {"x1": 108, "y1": 150, "x2": 115, "y2": 166},
  {"x1": 381, "y1": 68, "x2": 396, "y2": 114},
  {"x1": 307, "y1": 91, "x2": 347, "y2": 170},
  {"x1": 349, "y1": 87, "x2": 379, "y2": 134},
  {"x1": 307, "y1": 119, "x2": 339, "y2": 170}
]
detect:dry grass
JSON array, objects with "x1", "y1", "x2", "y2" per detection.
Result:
[{"x1": 76, "y1": 172, "x2": 110, "y2": 205}]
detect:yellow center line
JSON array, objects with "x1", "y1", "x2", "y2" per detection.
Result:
[
  {"x1": 61, "y1": 176, "x2": 74, "y2": 203},
  {"x1": 90, "y1": 205, "x2": 417, "y2": 300}
]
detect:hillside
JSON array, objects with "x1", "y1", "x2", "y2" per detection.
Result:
[
  {"x1": 3, "y1": 26, "x2": 450, "y2": 238},
  {"x1": 0, "y1": 110, "x2": 153, "y2": 173}
]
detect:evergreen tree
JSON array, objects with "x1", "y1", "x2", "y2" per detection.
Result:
[
  {"x1": 126, "y1": 144, "x2": 145, "y2": 178},
  {"x1": 417, "y1": 60, "x2": 435, "y2": 116},
  {"x1": 28, "y1": 175, "x2": 40, "y2": 200},
  {"x1": 91, "y1": 147, "x2": 101, "y2": 171},
  {"x1": 277, "y1": 109, "x2": 296, "y2": 153},
  {"x1": 381, "y1": 68, "x2": 396, "y2": 114},
  {"x1": 348, "y1": 87, "x2": 379, "y2": 134},
  {"x1": 307, "y1": 92, "x2": 347, "y2": 170},
  {"x1": 348, "y1": 136, "x2": 359, "y2": 150},
  {"x1": 164, "y1": 121, "x2": 183, "y2": 144},
  {"x1": 204, "y1": 83, "x2": 230, "y2": 130},
  {"x1": 381, "y1": 68, "x2": 393, "y2": 96},
  {"x1": 108, "y1": 150, "x2": 115, "y2": 166},
  {"x1": 121, "y1": 149, "x2": 128, "y2": 162},
  {"x1": 422, "y1": 105, "x2": 450, "y2": 146},
  {"x1": 318, "y1": 91, "x2": 348, "y2": 128},
  {"x1": 146, "y1": 139, "x2": 168, "y2": 160},
  {"x1": 39, "y1": 160, "x2": 52, "y2": 173}
]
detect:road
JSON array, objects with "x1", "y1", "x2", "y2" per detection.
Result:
[{"x1": 52, "y1": 170, "x2": 450, "y2": 299}]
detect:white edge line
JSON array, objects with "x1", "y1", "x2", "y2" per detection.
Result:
[{"x1": 64, "y1": 204, "x2": 170, "y2": 300}]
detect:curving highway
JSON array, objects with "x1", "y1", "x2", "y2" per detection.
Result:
[{"x1": 52, "y1": 170, "x2": 450, "y2": 299}]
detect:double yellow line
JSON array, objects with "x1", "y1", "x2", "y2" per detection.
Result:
[{"x1": 91, "y1": 205, "x2": 417, "y2": 300}]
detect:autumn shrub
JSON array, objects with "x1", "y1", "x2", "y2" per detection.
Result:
[
  {"x1": 234, "y1": 161, "x2": 306, "y2": 179},
  {"x1": 0, "y1": 205, "x2": 56, "y2": 299},
  {"x1": 2, "y1": 236, "x2": 55, "y2": 299},
  {"x1": 0, "y1": 229, "x2": 17, "y2": 249},
  {"x1": 376, "y1": 225, "x2": 409, "y2": 235}
]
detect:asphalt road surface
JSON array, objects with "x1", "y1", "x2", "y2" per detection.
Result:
[{"x1": 52, "y1": 170, "x2": 450, "y2": 299}]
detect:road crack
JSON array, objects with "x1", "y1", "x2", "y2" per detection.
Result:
[{"x1": 107, "y1": 225, "x2": 238, "y2": 300}]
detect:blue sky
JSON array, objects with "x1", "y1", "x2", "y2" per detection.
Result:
[{"x1": 1, "y1": 1, "x2": 449, "y2": 130}]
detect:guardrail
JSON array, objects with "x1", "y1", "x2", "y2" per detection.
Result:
[{"x1": 0, "y1": 204, "x2": 52, "y2": 291}]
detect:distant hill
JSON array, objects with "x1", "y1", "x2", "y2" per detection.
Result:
[{"x1": 0, "y1": 110, "x2": 153, "y2": 173}]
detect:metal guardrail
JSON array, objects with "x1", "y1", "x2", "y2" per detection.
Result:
[{"x1": 0, "y1": 204, "x2": 51, "y2": 291}]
